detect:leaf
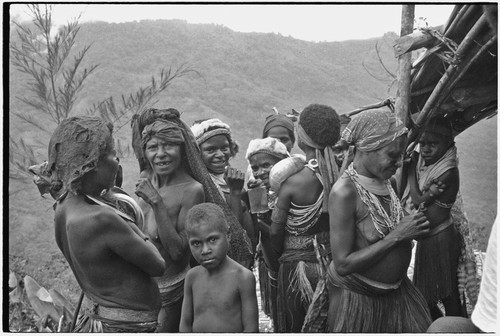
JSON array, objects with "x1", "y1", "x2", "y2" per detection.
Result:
[
  {"x1": 9, "y1": 286, "x2": 22, "y2": 303},
  {"x1": 36, "y1": 287, "x2": 53, "y2": 302},
  {"x1": 24, "y1": 276, "x2": 61, "y2": 322},
  {"x1": 49, "y1": 289, "x2": 74, "y2": 321},
  {"x1": 9, "y1": 272, "x2": 18, "y2": 289}
]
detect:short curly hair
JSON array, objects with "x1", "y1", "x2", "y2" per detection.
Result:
[
  {"x1": 299, "y1": 104, "x2": 340, "y2": 147},
  {"x1": 186, "y1": 203, "x2": 229, "y2": 236}
]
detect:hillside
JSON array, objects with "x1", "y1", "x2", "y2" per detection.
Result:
[
  {"x1": 9, "y1": 19, "x2": 399, "y2": 160},
  {"x1": 8, "y1": 19, "x2": 497, "y2": 306}
]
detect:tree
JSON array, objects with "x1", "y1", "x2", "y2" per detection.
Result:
[
  {"x1": 9, "y1": 4, "x2": 196, "y2": 174},
  {"x1": 10, "y1": 4, "x2": 98, "y2": 132}
]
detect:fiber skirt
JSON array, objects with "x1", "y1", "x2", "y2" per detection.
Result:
[
  {"x1": 327, "y1": 263, "x2": 432, "y2": 333},
  {"x1": 413, "y1": 220, "x2": 461, "y2": 305}
]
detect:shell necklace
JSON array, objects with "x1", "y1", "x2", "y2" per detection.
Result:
[{"x1": 346, "y1": 164, "x2": 404, "y2": 237}]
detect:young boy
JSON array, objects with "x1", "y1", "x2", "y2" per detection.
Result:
[{"x1": 180, "y1": 203, "x2": 259, "y2": 333}]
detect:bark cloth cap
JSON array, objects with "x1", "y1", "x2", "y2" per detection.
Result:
[
  {"x1": 342, "y1": 108, "x2": 408, "y2": 152},
  {"x1": 141, "y1": 120, "x2": 185, "y2": 149},
  {"x1": 47, "y1": 116, "x2": 113, "y2": 195},
  {"x1": 190, "y1": 118, "x2": 231, "y2": 146},
  {"x1": 245, "y1": 137, "x2": 289, "y2": 161}
]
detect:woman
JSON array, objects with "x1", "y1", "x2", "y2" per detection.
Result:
[
  {"x1": 191, "y1": 118, "x2": 255, "y2": 250},
  {"x1": 48, "y1": 117, "x2": 165, "y2": 332},
  {"x1": 269, "y1": 104, "x2": 341, "y2": 332},
  {"x1": 131, "y1": 109, "x2": 253, "y2": 331},
  {"x1": 246, "y1": 112, "x2": 296, "y2": 188},
  {"x1": 135, "y1": 116, "x2": 205, "y2": 332},
  {"x1": 262, "y1": 113, "x2": 296, "y2": 152},
  {"x1": 327, "y1": 109, "x2": 433, "y2": 332},
  {"x1": 245, "y1": 137, "x2": 290, "y2": 328},
  {"x1": 401, "y1": 117, "x2": 478, "y2": 318}
]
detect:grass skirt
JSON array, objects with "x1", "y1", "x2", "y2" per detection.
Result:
[
  {"x1": 413, "y1": 221, "x2": 460, "y2": 306},
  {"x1": 257, "y1": 252, "x2": 278, "y2": 323},
  {"x1": 275, "y1": 232, "x2": 329, "y2": 332},
  {"x1": 327, "y1": 263, "x2": 432, "y2": 333}
]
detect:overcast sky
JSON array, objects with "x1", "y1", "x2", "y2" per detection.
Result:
[{"x1": 9, "y1": 3, "x2": 455, "y2": 42}]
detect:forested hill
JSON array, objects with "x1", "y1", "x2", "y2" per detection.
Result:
[
  {"x1": 8, "y1": 17, "x2": 497, "y2": 249},
  {"x1": 9, "y1": 18, "x2": 400, "y2": 162}
]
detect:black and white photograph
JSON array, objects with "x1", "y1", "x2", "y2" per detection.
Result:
[{"x1": 7, "y1": 2, "x2": 497, "y2": 333}]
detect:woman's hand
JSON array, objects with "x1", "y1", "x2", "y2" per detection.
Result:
[
  {"x1": 390, "y1": 212, "x2": 430, "y2": 241},
  {"x1": 135, "y1": 178, "x2": 162, "y2": 205},
  {"x1": 247, "y1": 178, "x2": 264, "y2": 190}
]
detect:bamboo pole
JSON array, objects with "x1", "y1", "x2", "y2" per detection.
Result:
[
  {"x1": 394, "y1": 4, "x2": 415, "y2": 126},
  {"x1": 436, "y1": 34, "x2": 497, "y2": 108},
  {"x1": 407, "y1": 12, "x2": 489, "y2": 148}
]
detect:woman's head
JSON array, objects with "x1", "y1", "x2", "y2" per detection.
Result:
[
  {"x1": 48, "y1": 116, "x2": 116, "y2": 195},
  {"x1": 297, "y1": 104, "x2": 340, "y2": 151},
  {"x1": 262, "y1": 114, "x2": 295, "y2": 152},
  {"x1": 343, "y1": 109, "x2": 408, "y2": 179},
  {"x1": 246, "y1": 137, "x2": 289, "y2": 188},
  {"x1": 191, "y1": 119, "x2": 238, "y2": 175},
  {"x1": 141, "y1": 120, "x2": 186, "y2": 177},
  {"x1": 342, "y1": 109, "x2": 408, "y2": 152}
]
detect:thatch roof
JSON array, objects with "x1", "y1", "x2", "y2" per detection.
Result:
[{"x1": 405, "y1": 4, "x2": 497, "y2": 139}]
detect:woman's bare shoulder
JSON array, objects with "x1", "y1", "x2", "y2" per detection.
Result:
[{"x1": 331, "y1": 174, "x2": 356, "y2": 197}]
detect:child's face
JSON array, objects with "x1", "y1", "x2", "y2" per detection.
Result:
[
  {"x1": 419, "y1": 131, "x2": 449, "y2": 165},
  {"x1": 188, "y1": 221, "x2": 229, "y2": 271},
  {"x1": 200, "y1": 135, "x2": 231, "y2": 175}
]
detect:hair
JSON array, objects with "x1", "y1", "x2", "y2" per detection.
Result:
[
  {"x1": 424, "y1": 117, "x2": 454, "y2": 145},
  {"x1": 186, "y1": 203, "x2": 229, "y2": 236},
  {"x1": 299, "y1": 104, "x2": 340, "y2": 147}
]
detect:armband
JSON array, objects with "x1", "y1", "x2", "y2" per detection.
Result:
[
  {"x1": 271, "y1": 207, "x2": 288, "y2": 225},
  {"x1": 433, "y1": 199, "x2": 454, "y2": 209}
]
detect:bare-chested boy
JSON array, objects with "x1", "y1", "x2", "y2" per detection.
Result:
[
  {"x1": 48, "y1": 117, "x2": 166, "y2": 332},
  {"x1": 180, "y1": 203, "x2": 259, "y2": 333}
]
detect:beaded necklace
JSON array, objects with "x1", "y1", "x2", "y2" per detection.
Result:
[{"x1": 346, "y1": 164, "x2": 404, "y2": 237}]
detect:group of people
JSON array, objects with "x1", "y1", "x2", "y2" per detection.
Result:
[{"x1": 35, "y1": 101, "x2": 493, "y2": 333}]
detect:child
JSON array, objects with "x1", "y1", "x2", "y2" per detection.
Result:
[
  {"x1": 180, "y1": 203, "x2": 259, "y2": 332},
  {"x1": 402, "y1": 117, "x2": 478, "y2": 318}
]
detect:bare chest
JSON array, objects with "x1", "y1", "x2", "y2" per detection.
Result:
[{"x1": 192, "y1": 277, "x2": 240, "y2": 314}]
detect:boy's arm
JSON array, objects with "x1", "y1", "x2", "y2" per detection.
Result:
[
  {"x1": 240, "y1": 270, "x2": 259, "y2": 333},
  {"x1": 179, "y1": 270, "x2": 194, "y2": 332}
]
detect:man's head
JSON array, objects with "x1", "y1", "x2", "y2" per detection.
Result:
[
  {"x1": 419, "y1": 117, "x2": 454, "y2": 165},
  {"x1": 191, "y1": 119, "x2": 238, "y2": 174},
  {"x1": 48, "y1": 116, "x2": 115, "y2": 195},
  {"x1": 297, "y1": 104, "x2": 340, "y2": 151},
  {"x1": 186, "y1": 203, "x2": 230, "y2": 270},
  {"x1": 246, "y1": 137, "x2": 289, "y2": 188},
  {"x1": 262, "y1": 114, "x2": 295, "y2": 152}
]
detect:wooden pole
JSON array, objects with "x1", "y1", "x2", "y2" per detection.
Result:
[
  {"x1": 394, "y1": 25, "x2": 443, "y2": 57},
  {"x1": 407, "y1": 12, "x2": 489, "y2": 148},
  {"x1": 394, "y1": 5, "x2": 415, "y2": 126}
]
